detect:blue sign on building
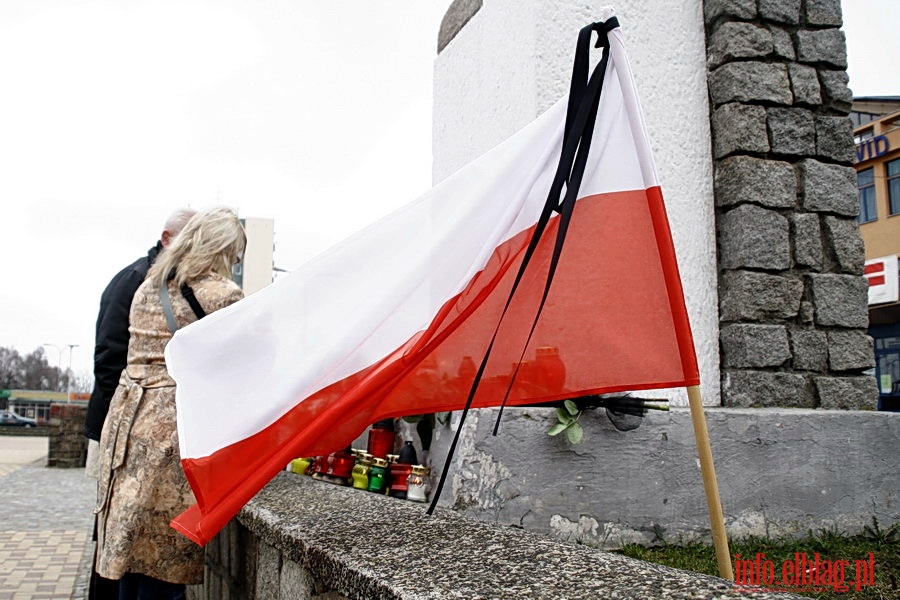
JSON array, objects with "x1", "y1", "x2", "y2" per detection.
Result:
[{"x1": 856, "y1": 135, "x2": 891, "y2": 162}]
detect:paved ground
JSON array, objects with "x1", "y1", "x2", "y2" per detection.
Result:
[{"x1": 0, "y1": 435, "x2": 94, "y2": 600}]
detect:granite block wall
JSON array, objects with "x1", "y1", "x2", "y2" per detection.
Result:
[
  {"x1": 704, "y1": 0, "x2": 878, "y2": 408},
  {"x1": 47, "y1": 403, "x2": 87, "y2": 468}
]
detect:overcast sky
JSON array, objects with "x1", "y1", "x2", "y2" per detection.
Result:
[{"x1": 0, "y1": 1, "x2": 897, "y2": 381}]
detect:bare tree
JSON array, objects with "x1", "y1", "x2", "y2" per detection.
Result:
[
  {"x1": 72, "y1": 370, "x2": 95, "y2": 393},
  {"x1": 0, "y1": 347, "x2": 25, "y2": 389},
  {"x1": 0, "y1": 346, "x2": 65, "y2": 391}
]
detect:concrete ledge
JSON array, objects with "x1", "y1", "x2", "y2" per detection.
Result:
[{"x1": 196, "y1": 472, "x2": 803, "y2": 599}]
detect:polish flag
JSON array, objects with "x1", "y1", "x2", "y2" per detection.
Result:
[{"x1": 166, "y1": 15, "x2": 699, "y2": 546}]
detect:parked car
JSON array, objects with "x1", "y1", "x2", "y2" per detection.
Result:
[{"x1": 0, "y1": 410, "x2": 37, "y2": 427}]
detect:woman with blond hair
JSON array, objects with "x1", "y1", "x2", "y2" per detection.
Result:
[{"x1": 94, "y1": 207, "x2": 246, "y2": 599}]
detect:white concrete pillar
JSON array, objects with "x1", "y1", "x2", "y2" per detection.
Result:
[{"x1": 433, "y1": 0, "x2": 720, "y2": 405}]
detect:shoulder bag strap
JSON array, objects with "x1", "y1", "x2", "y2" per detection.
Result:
[
  {"x1": 159, "y1": 281, "x2": 208, "y2": 334},
  {"x1": 159, "y1": 282, "x2": 180, "y2": 334}
]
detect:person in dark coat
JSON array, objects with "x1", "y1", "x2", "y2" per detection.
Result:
[{"x1": 82, "y1": 207, "x2": 195, "y2": 600}]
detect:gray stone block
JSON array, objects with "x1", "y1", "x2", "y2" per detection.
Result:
[
  {"x1": 759, "y1": 0, "x2": 801, "y2": 23},
  {"x1": 798, "y1": 159, "x2": 858, "y2": 216},
  {"x1": 720, "y1": 270, "x2": 804, "y2": 321},
  {"x1": 256, "y1": 542, "x2": 282, "y2": 599},
  {"x1": 819, "y1": 69, "x2": 853, "y2": 112},
  {"x1": 207, "y1": 527, "x2": 222, "y2": 567},
  {"x1": 712, "y1": 103, "x2": 770, "y2": 157},
  {"x1": 788, "y1": 63, "x2": 821, "y2": 105},
  {"x1": 827, "y1": 330, "x2": 875, "y2": 371},
  {"x1": 715, "y1": 156, "x2": 796, "y2": 208},
  {"x1": 791, "y1": 213, "x2": 823, "y2": 269},
  {"x1": 805, "y1": 0, "x2": 842, "y2": 26},
  {"x1": 808, "y1": 274, "x2": 869, "y2": 328},
  {"x1": 769, "y1": 26, "x2": 796, "y2": 59},
  {"x1": 437, "y1": 0, "x2": 482, "y2": 52},
  {"x1": 790, "y1": 329, "x2": 828, "y2": 371},
  {"x1": 705, "y1": 0, "x2": 757, "y2": 23},
  {"x1": 205, "y1": 571, "x2": 222, "y2": 600},
  {"x1": 280, "y1": 559, "x2": 316, "y2": 600},
  {"x1": 707, "y1": 22, "x2": 774, "y2": 69},
  {"x1": 799, "y1": 300, "x2": 816, "y2": 324},
  {"x1": 816, "y1": 116, "x2": 855, "y2": 163},
  {"x1": 721, "y1": 323, "x2": 791, "y2": 367},
  {"x1": 815, "y1": 375, "x2": 878, "y2": 409},
  {"x1": 822, "y1": 216, "x2": 865, "y2": 274},
  {"x1": 719, "y1": 204, "x2": 791, "y2": 269},
  {"x1": 239, "y1": 525, "x2": 259, "y2": 598},
  {"x1": 768, "y1": 107, "x2": 815, "y2": 155},
  {"x1": 227, "y1": 522, "x2": 240, "y2": 590},
  {"x1": 709, "y1": 62, "x2": 793, "y2": 106},
  {"x1": 796, "y1": 28, "x2": 848, "y2": 68},
  {"x1": 215, "y1": 530, "x2": 230, "y2": 588},
  {"x1": 722, "y1": 370, "x2": 814, "y2": 407}
]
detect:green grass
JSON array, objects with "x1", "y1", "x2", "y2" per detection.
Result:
[{"x1": 616, "y1": 519, "x2": 899, "y2": 599}]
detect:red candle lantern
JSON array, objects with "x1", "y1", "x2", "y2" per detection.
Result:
[
  {"x1": 388, "y1": 463, "x2": 413, "y2": 499},
  {"x1": 367, "y1": 419, "x2": 395, "y2": 458}
]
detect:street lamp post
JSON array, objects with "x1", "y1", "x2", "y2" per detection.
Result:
[
  {"x1": 42, "y1": 343, "x2": 79, "y2": 401},
  {"x1": 42, "y1": 343, "x2": 62, "y2": 391},
  {"x1": 65, "y1": 344, "x2": 78, "y2": 401}
]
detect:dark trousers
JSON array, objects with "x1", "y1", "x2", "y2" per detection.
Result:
[
  {"x1": 118, "y1": 573, "x2": 186, "y2": 600},
  {"x1": 89, "y1": 517, "x2": 119, "y2": 600},
  {"x1": 89, "y1": 568, "x2": 120, "y2": 600},
  {"x1": 88, "y1": 571, "x2": 119, "y2": 600}
]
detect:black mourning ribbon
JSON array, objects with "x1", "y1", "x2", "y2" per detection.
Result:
[{"x1": 427, "y1": 18, "x2": 619, "y2": 515}]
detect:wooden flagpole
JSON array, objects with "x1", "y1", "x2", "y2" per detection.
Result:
[{"x1": 686, "y1": 384, "x2": 734, "y2": 580}]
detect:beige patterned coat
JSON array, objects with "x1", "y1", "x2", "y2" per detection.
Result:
[{"x1": 95, "y1": 272, "x2": 243, "y2": 583}]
